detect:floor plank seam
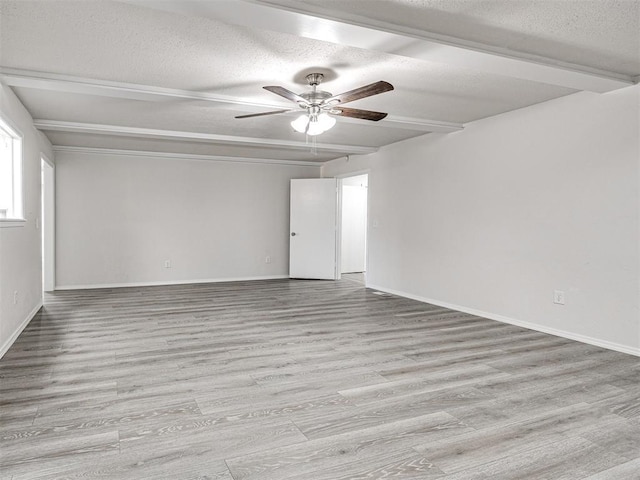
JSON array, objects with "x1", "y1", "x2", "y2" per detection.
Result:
[{"x1": 2, "y1": 276, "x2": 639, "y2": 479}]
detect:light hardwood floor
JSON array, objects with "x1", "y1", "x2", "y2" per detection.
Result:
[{"x1": 1, "y1": 276, "x2": 639, "y2": 479}]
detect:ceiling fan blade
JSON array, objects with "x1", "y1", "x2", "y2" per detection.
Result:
[
  {"x1": 332, "y1": 107, "x2": 388, "y2": 121},
  {"x1": 235, "y1": 109, "x2": 295, "y2": 119},
  {"x1": 324, "y1": 81, "x2": 393, "y2": 105},
  {"x1": 263, "y1": 86, "x2": 308, "y2": 105}
]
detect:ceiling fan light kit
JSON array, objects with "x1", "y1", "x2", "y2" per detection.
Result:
[
  {"x1": 236, "y1": 73, "x2": 394, "y2": 137},
  {"x1": 291, "y1": 111, "x2": 336, "y2": 135}
]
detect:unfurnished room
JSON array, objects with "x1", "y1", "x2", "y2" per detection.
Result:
[{"x1": 0, "y1": 1, "x2": 639, "y2": 479}]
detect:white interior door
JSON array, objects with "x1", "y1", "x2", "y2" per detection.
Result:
[{"x1": 290, "y1": 178, "x2": 338, "y2": 279}]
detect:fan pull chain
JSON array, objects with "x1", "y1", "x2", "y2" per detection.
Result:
[{"x1": 305, "y1": 133, "x2": 318, "y2": 155}]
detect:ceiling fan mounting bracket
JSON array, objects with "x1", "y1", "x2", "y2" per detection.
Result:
[{"x1": 305, "y1": 73, "x2": 324, "y2": 86}]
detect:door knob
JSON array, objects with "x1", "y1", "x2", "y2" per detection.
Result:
[{"x1": 291, "y1": 232, "x2": 296, "y2": 236}]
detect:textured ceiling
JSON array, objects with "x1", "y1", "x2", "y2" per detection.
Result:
[
  {"x1": 266, "y1": 0, "x2": 640, "y2": 76},
  {"x1": 0, "y1": 0, "x2": 637, "y2": 163}
]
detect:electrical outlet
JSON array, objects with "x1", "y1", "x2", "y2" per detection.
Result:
[
  {"x1": 553, "y1": 290, "x2": 565, "y2": 305},
  {"x1": 164, "y1": 260, "x2": 171, "y2": 268},
  {"x1": 265, "y1": 256, "x2": 271, "y2": 264},
  {"x1": 13, "y1": 291, "x2": 18, "y2": 305}
]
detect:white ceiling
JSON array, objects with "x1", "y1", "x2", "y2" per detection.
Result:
[{"x1": 0, "y1": 0, "x2": 638, "y2": 163}]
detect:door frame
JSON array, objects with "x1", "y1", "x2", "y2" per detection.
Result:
[
  {"x1": 335, "y1": 169, "x2": 371, "y2": 282},
  {"x1": 41, "y1": 155, "x2": 55, "y2": 292}
]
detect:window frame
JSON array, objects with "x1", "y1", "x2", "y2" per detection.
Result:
[{"x1": 0, "y1": 112, "x2": 25, "y2": 228}]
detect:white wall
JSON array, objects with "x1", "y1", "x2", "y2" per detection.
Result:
[
  {"x1": 323, "y1": 86, "x2": 640, "y2": 355},
  {"x1": 0, "y1": 83, "x2": 54, "y2": 357},
  {"x1": 341, "y1": 175, "x2": 368, "y2": 273},
  {"x1": 55, "y1": 151, "x2": 320, "y2": 288}
]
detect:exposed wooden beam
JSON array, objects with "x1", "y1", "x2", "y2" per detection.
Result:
[
  {"x1": 121, "y1": 0, "x2": 634, "y2": 93},
  {"x1": 33, "y1": 120, "x2": 379, "y2": 155}
]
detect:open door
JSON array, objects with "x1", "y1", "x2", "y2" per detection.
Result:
[{"x1": 289, "y1": 178, "x2": 338, "y2": 279}]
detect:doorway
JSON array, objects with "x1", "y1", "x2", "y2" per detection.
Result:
[
  {"x1": 340, "y1": 174, "x2": 368, "y2": 281},
  {"x1": 41, "y1": 157, "x2": 54, "y2": 292}
]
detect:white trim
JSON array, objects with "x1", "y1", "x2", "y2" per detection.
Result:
[
  {"x1": 34, "y1": 120, "x2": 378, "y2": 156},
  {"x1": 52, "y1": 146, "x2": 322, "y2": 168},
  {"x1": 0, "y1": 111, "x2": 25, "y2": 222},
  {"x1": 55, "y1": 275, "x2": 290, "y2": 291},
  {"x1": 41, "y1": 157, "x2": 55, "y2": 292},
  {"x1": 0, "y1": 302, "x2": 43, "y2": 359},
  {"x1": 335, "y1": 177, "x2": 342, "y2": 280},
  {"x1": 0, "y1": 67, "x2": 287, "y2": 109},
  {"x1": 334, "y1": 168, "x2": 372, "y2": 179},
  {"x1": 336, "y1": 172, "x2": 369, "y2": 278},
  {"x1": 41, "y1": 151, "x2": 55, "y2": 167},
  {"x1": 367, "y1": 283, "x2": 640, "y2": 357},
  {"x1": 385, "y1": 115, "x2": 463, "y2": 133}
]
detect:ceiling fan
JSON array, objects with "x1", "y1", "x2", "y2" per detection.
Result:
[{"x1": 235, "y1": 73, "x2": 394, "y2": 136}]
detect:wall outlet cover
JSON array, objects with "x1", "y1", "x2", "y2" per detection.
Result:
[{"x1": 553, "y1": 290, "x2": 566, "y2": 305}]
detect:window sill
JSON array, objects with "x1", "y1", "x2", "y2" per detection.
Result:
[{"x1": 0, "y1": 219, "x2": 26, "y2": 228}]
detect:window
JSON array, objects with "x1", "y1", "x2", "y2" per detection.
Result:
[{"x1": 0, "y1": 114, "x2": 23, "y2": 224}]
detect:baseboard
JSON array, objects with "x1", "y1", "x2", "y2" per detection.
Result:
[
  {"x1": 55, "y1": 275, "x2": 290, "y2": 290},
  {"x1": 0, "y1": 301, "x2": 43, "y2": 359},
  {"x1": 367, "y1": 283, "x2": 640, "y2": 358}
]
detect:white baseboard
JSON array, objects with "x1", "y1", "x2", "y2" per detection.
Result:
[
  {"x1": 367, "y1": 283, "x2": 640, "y2": 358},
  {"x1": 0, "y1": 301, "x2": 43, "y2": 359},
  {"x1": 55, "y1": 275, "x2": 290, "y2": 291}
]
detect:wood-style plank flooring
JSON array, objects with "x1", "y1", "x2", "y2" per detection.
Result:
[{"x1": 1, "y1": 275, "x2": 639, "y2": 479}]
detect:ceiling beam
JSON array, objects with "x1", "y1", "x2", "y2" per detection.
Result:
[
  {"x1": 52, "y1": 145, "x2": 323, "y2": 167},
  {"x1": 121, "y1": 0, "x2": 634, "y2": 93},
  {"x1": 0, "y1": 67, "x2": 276, "y2": 108},
  {"x1": 1, "y1": 68, "x2": 462, "y2": 133},
  {"x1": 385, "y1": 115, "x2": 463, "y2": 134},
  {"x1": 33, "y1": 119, "x2": 379, "y2": 155}
]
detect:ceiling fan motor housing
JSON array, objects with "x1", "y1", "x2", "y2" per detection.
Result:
[
  {"x1": 301, "y1": 73, "x2": 333, "y2": 106},
  {"x1": 300, "y1": 90, "x2": 332, "y2": 106}
]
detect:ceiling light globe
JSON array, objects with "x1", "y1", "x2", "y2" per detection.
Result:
[
  {"x1": 306, "y1": 119, "x2": 325, "y2": 136},
  {"x1": 291, "y1": 114, "x2": 309, "y2": 133},
  {"x1": 317, "y1": 113, "x2": 336, "y2": 131}
]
